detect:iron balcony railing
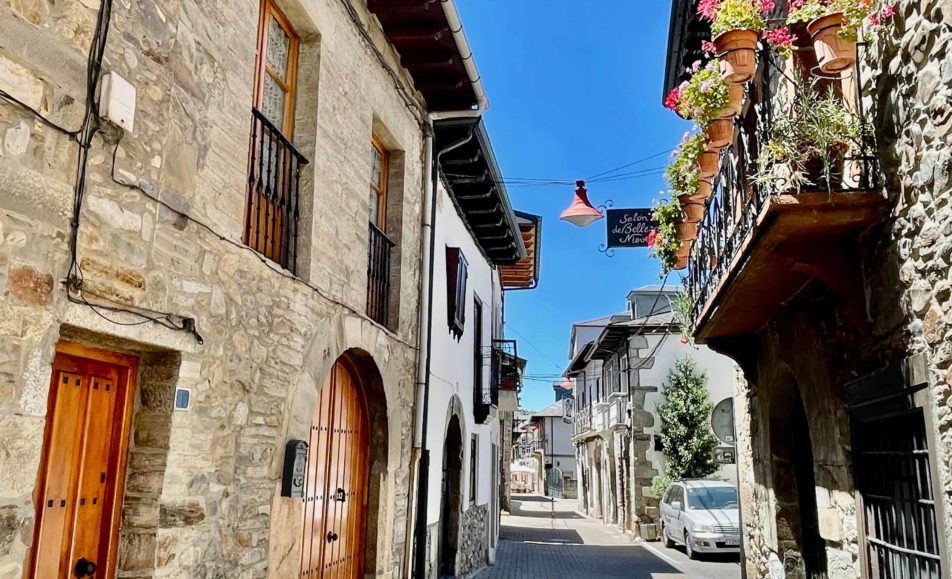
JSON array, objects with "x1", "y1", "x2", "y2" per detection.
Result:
[
  {"x1": 244, "y1": 108, "x2": 309, "y2": 273},
  {"x1": 366, "y1": 222, "x2": 395, "y2": 326},
  {"x1": 492, "y1": 339, "x2": 521, "y2": 392},
  {"x1": 574, "y1": 405, "x2": 592, "y2": 434},
  {"x1": 687, "y1": 46, "x2": 880, "y2": 328}
]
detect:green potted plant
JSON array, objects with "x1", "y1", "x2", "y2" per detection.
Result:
[
  {"x1": 649, "y1": 198, "x2": 684, "y2": 274},
  {"x1": 787, "y1": 0, "x2": 895, "y2": 73},
  {"x1": 675, "y1": 61, "x2": 734, "y2": 149},
  {"x1": 752, "y1": 75, "x2": 865, "y2": 193},
  {"x1": 666, "y1": 132, "x2": 714, "y2": 201},
  {"x1": 698, "y1": 0, "x2": 773, "y2": 83}
]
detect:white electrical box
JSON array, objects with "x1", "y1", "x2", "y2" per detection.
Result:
[{"x1": 100, "y1": 71, "x2": 136, "y2": 132}]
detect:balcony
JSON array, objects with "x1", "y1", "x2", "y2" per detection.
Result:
[
  {"x1": 366, "y1": 222, "x2": 395, "y2": 327},
  {"x1": 574, "y1": 406, "x2": 593, "y2": 437},
  {"x1": 493, "y1": 339, "x2": 524, "y2": 412},
  {"x1": 244, "y1": 108, "x2": 309, "y2": 273},
  {"x1": 687, "y1": 48, "x2": 884, "y2": 345}
]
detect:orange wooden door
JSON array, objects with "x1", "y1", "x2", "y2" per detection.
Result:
[
  {"x1": 300, "y1": 360, "x2": 370, "y2": 579},
  {"x1": 28, "y1": 344, "x2": 136, "y2": 579}
]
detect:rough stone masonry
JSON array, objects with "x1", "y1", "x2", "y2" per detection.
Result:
[{"x1": 0, "y1": 0, "x2": 431, "y2": 577}]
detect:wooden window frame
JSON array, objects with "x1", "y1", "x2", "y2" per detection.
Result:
[
  {"x1": 371, "y1": 137, "x2": 389, "y2": 230},
  {"x1": 473, "y1": 296, "x2": 483, "y2": 397},
  {"x1": 254, "y1": 0, "x2": 299, "y2": 137},
  {"x1": 446, "y1": 247, "x2": 468, "y2": 339}
]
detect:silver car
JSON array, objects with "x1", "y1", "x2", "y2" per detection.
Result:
[{"x1": 659, "y1": 479, "x2": 740, "y2": 559}]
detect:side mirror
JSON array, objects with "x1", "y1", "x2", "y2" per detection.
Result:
[{"x1": 671, "y1": 500, "x2": 682, "y2": 511}]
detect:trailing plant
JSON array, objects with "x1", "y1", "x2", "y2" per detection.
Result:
[
  {"x1": 675, "y1": 61, "x2": 730, "y2": 127},
  {"x1": 753, "y1": 74, "x2": 866, "y2": 192},
  {"x1": 672, "y1": 290, "x2": 695, "y2": 340},
  {"x1": 787, "y1": 0, "x2": 895, "y2": 40},
  {"x1": 665, "y1": 132, "x2": 707, "y2": 197},
  {"x1": 649, "y1": 198, "x2": 681, "y2": 275},
  {"x1": 698, "y1": 0, "x2": 773, "y2": 37},
  {"x1": 653, "y1": 357, "x2": 720, "y2": 490}
]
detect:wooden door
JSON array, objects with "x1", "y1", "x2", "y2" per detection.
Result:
[
  {"x1": 300, "y1": 360, "x2": 370, "y2": 579},
  {"x1": 27, "y1": 343, "x2": 137, "y2": 579}
]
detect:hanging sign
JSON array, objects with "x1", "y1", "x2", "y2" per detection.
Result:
[
  {"x1": 562, "y1": 398, "x2": 574, "y2": 424},
  {"x1": 605, "y1": 208, "x2": 658, "y2": 248}
]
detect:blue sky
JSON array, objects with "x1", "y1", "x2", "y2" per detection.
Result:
[{"x1": 457, "y1": 1, "x2": 691, "y2": 411}]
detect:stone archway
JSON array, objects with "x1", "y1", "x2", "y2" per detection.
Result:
[{"x1": 767, "y1": 372, "x2": 826, "y2": 577}]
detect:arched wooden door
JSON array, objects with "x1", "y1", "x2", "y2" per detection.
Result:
[{"x1": 300, "y1": 359, "x2": 370, "y2": 578}]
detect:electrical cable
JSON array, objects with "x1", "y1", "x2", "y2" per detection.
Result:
[
  {"x1": 0, "y1": 89, "x2": 81, "y2": 139},
  {"x1": 107, "y1": 135, "x2": 417, "y2": 350}
]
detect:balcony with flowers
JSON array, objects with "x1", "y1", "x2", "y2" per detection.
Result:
[{"x1": 655, "y1": 0, "x2": 893, "y2": 344}]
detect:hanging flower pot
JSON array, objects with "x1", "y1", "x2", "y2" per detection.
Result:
[
  {"x1": 714, "y1": 29, "x2": 759, "y2": 84},
  {"x1": 706, "y1": 117, "x2": 734, "y2": 150},
  {"x1": 726, "y1": 82, "x2": 745, "y2": 115},
  {"x1": 676, "y1": 220, "x2": 698, "y2": 242},
  {"x1": 674, "y1": 254, "x2": 690, "y2": 271},
  {"x1": 698, "y1": 148, "x2": 720, "y2": 179},
  {"x1": 807, "y1": 13, "x2": 857, "y2": 74},
  {"x1": 696, "y1": 178, "x2": 713, "y2": 199},
  {"x1": 678, "y1": 194, "x2": 706, "y2": 223}
]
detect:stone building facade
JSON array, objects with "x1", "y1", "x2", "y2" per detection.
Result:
[
  {"x1": 665, "y1": 1, "x2": 952, "y2": 577},
  {"x1": 0, "y1": 0, "x2": 495, "y2": 578}
]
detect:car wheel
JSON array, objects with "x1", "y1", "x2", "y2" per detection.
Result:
[
  {"x1": 662, "y1": 523, "x2": 675, "y2": 548},
  {"x1": 684, "y1": 531, "x2": 698, "y2": 560}
]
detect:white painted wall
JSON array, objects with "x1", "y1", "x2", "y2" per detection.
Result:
[
  {"x1": 642, "y1": 331, "x2": 738, "y2": 483},
  {"x1": 424, "y1": 181, "x2": 502, "y2": 527}
]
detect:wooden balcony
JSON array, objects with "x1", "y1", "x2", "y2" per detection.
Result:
[{"x1": 687, "y1": 51, "x2": 886, "y2": 345}]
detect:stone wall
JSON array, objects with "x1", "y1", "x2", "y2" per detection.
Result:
[
  {"x1": 0, "y1": 0, "x2": 428, "y2": 577},
  {"x1": 456, "y1": 504, "x2": 488, "y2": 577},
  {"x1": 733, "y1": 2, "x2": 952, "y2": 576}
]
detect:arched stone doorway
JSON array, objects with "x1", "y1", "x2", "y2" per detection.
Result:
[
  {"x1": 439, "y1": 414, "x2": 463, "y2": 577},
  {"x1": 768, "y1": 373, "x2": 827, "y2": 576},
  {"x1": 299, "y1": 353, "x2": 387, "y2": 579}
]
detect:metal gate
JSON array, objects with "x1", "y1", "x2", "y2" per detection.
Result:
[
  {"x1": 547, "y1": 466, "x2": 564, "y2": 499},
  {"x1": 846, "y1": 356, "x2": 946, "y2": 578}
]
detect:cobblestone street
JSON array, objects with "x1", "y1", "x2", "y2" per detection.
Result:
[{"x1": 476, "y1": 495, "x2": 740, "y2": 579}]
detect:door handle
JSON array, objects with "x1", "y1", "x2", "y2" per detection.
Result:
[
  {"x1": 74, "y1": 558, "x2": 97, "y2": 577},
  {"x1": 326, "y1": 531, "x2": 339, "y2": 543},
  {"x1": 334, "y1": 487, "x2": 346, "y2": 502}
]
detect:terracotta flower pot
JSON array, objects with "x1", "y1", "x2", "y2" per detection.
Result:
[
  {"x1": 696, "y1": 178, "x2": 713, "y2": 199},
  {"x1": 674, "y1": 255, "x2": 690, "y2": 270},
  {"x1": 676, "y1": 221, "x2": 698, "y2": 242},
  {"x1": 714, "y1": 29, "x2": 759, "y2": 84},
  {"x1": 807, "y1": 13, "x2": 856, "y2": 74},
  {"x1": 678, "y1": 194, "x2": 706, "y2": 224},
  {"x1": 706, "y1": 117, "x2": 734, "y2": 150},
  {"x1": 698, "y1": 149, "x2": 720, "y2": 179}
]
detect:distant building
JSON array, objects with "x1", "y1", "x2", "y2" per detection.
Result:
[{"x1": 570, "y1": 286, "x2": 737, "y2": 534}]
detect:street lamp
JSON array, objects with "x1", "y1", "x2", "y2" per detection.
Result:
[{"x1": 559, "y1": 180, "x2": 604, "y2": 228}]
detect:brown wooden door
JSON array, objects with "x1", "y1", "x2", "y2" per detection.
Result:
[
  {"x1": 300, "y1": 359, "x2": 370, "y2": 579},
  {"x1": 28, "y1": 343, "x2": 137, "y2": 579}
]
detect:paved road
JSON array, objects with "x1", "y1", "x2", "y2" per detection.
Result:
[{"x1": 474, "y1": 494, "x2": 739, "y2": 579}]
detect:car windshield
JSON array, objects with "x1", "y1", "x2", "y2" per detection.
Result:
[{"x1": 686, "y1": 487, "x2": 738, "y2": 510}]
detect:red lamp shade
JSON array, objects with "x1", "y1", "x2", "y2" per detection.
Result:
[{"x1": 560, "y1": 180, "x2": 603, "y2": 228}]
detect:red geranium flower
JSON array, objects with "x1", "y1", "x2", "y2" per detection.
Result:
[
  {"x1": 647, "y1": 230, "x2": 658, "y2": 248},
  {"x1": 664, "y1": 87, "x2": 681, "y2": 111}
]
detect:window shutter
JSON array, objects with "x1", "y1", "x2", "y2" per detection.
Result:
[{"x1": 446, "y1": 247, "x2": 468, "y2": 338}]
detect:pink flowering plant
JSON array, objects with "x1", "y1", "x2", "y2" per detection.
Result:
[
  {"x1": 650, "y1": 198, "x2": 682, "y2": 274},
  {"x1": 763, "y1": 26, "x2": 796, "y2": 58},
  {"x1": 676, "y1": 61, "x2": 730, "y2": 126},
  {"x1": 787, "y1": 0, "x2": 895, "y2": 40},
  {"x1": 699, "y1": 0, "x2": 774, "y2": 37},
  {"x1": 665, "y1": 132, "x2": 707, "y2": 197}
]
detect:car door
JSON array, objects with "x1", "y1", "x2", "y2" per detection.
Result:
[
  {"x1": 670, "y1": 485, "x2": 686, "y2": 537},
  {"x1": 659, "y1": 486, "x2": 672, "y2": 529}
]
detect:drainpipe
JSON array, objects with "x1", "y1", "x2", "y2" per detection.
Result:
[
  {"x1": 439, "y1": 0, "x2": 490, "y2": 113},
  {"x1": 411, "y1": 123, "x2": 476, "y2": 579}
]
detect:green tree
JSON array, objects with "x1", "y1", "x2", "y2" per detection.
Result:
[{"x1": 651, "y1": 356, "x2": 719, "y2": 496}]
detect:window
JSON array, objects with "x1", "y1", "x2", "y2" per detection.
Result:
[
  {"x1": 370, "y1": 138, "x2": 389, "y2": 229},
  {"x1": 446, "y1": 247, "x2": 468, "y2": 338},
  {"x1": 473, "y1": 297, "x2": 483, "y2": 395},
  {"x1": 469, "y1": 434, "x2": 478, "y2": 504},
  {"x1": 244, "y1": 0, "x2": 306, "y2": 271},
  {"x1": 255, "y1": 0, "x2": 298, "y2": 134}
]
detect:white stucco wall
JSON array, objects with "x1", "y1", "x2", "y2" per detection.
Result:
[
  {"x1": 643, "y1": 331, "x2": 738, "y2": 483},
  {"x1": 424, "y1": 181, "x2": 502, "y2": 526}
]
